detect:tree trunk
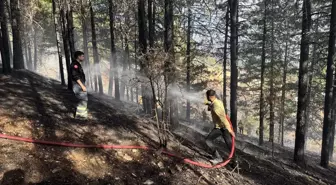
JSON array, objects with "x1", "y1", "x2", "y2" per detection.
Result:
[
  {"x1": 27, "y1": 20, "x2": 33, "y2": 70},
  {"x1": 108, "y1": 0, "x2": 117, "y2": 98},
  {"x1": 329, "y1": 110, "x2": 335, "y2": 161},
  {"x1": 136, "y1": 78, "x2": 139, "y2": 104},
  {"x1": 148, "y1": 0, "x2": 156, "y2": 115},
  {"x1": 321, "y1": 0, "x2": 336, "y2": 168},
  {"x1": 11, "y1": 0, "x2": 25, "y2": 69},
  {"x1": 67, "y1": 0, "x2": 75, "y2": 58},
  {"x1": 279, "y1": 18, "x2": 289, "y2": 146},
  {"x1": 90, "y1": 0, "x2": 103, "y2": 94},
  {"x1": 269, "y1": 1, "x2": 275, "y2": 153},
  {"x1": 259, "y1": 0, "x2": 267, "y2": 146},
  {"x1": 229, "y1": 0, "x2": 238, "y2": 132},
  {"x1": 163, "y1": 0, "x2": 171, "y2": 146},
  {"x1": 294, "y1": 0, "x2": 311, "y2": 164},
  {"x1": 223, "y1": 3, "x2": 229, "y2": 114},
  {"x1": 153, "y1": 0, "x2": 156, "y2": 38},
  {"x1": 28, "y1": 39, "x2": 33, "y2": 71},
  {"x1": 305, "y1": 20, "x2": 319, "y2": 148},
  {"x1": 33, "y1": 29, "x2": 37, "y2": 71},
  {"x1": 24, "y1": 37, "x2": 29, "y2": 69},
  {"x1": 148, "y1": 0, "x2": 154, "y2": 48},
  {"x1": 131, "y1": 85, "x2": 134, "y2": 102},
  {"x1": 60, "y1": 5, "x2": 72, "y2": 90},
  {"x1": 138, "y1": 0, "x2": 148, "y2": 112},
  {"x1": 0, "y1": 32, "x2": 4, "y2": 72},
  {"x1": 113, "y1": 18, "x2": 120, "y2": 100},
  {"x1": 118, "y1": 23, "x2": 125, "y2": 100},
  {"x1": 134, "y1": 19, "x2": 138, "y2": 104},
  {"x1": 121, "y1": 33, "x2": 129, "y2": 100},
  {"x1": 52, "y1": 0, "x2": 65, "y2": 85},
  {"x1": 0, "y1": 0, "x2": 11, "y2": 74},
  {"x1": 134, "y1": 9, "x2": 139, "y2": 105},
  {"x1": 4, "y1": 0, "x2": 12, "y2": 66},
  {"x1": 129, "y1": 45, "x2": 133, "y2": 102},
  {"x1": 329, "y1": 113, "x2": 336, "y2": 161},
  {"x1": 186, "y1": 1, "x2": 192, "y2": 121},
  {"x1": 330, "y1": 71, "x2": 336, "y2": 161},
  {"x1": 164, "y1": 0, "x2": 177, "y2": 147},
  {"x1": 80, "y1": 0, "x2": 90, "y2": 86},
  {"x1": 125, "y1": 36, "x2": 130, "y2": 98}
]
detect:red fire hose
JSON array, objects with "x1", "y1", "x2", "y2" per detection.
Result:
[{"x1": 0, "y1": 116, "x2": 235, "y2": 169}]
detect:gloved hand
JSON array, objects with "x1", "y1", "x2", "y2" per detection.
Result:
[
  {"x1": 204, "y1": 99, "x2": 211, "y2": 105},
  {"x1": 206, "y1": 102, "x2": 213, "y2": 111}
]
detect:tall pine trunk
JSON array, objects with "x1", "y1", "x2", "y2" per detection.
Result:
[
  {"x1": 259, "y1": 0, "x2": 267, "y2": 146},
  {"x1": 125, "y1": 35, "x2": 130, "y2": 101},
  {"x1": 269, "y1": 1, "x2": 275, "y2": 154},
  {"x1": 305, "y1": 21, "x2": 319, "y2": 148},
  {"x1": 330, "y1": 81, "x2": 336, "y2": 161},
  {"x1": 329, "y1": 64, "x2": 336, "y2": 162},
  {"x1": 148, "y1": 0, "x2": 154, "y2": 48},
  {"x1": 5, "y1": 0, "x2": 13, "y2": 66},
  {"x1": 0, "y1": 0, "x2": 11, "y2": 74},
  {"x1": 164, "y1": 0, "x2": 176, "y2": 147},
  {"x1": 134, "y1": 8, "x2": 139, "y2": 104},
  {"x1": 113, "y1": 19, "x2": 120, "y2": 100},
  {"x1": 148, "y1": 0, "x2": 156, "y2": 115},
  {"x1": 80, "y1": 0, "x2": 90, "y2": 87},
  {"x1": 279, "y1": 18, "x2": 289, "y2": 146},
  {"x1": 28, "y1": 39, "x2": 33, "y2": 71},
  {"x1": 138, "y1": 0, "x2": 148, "y2": 112},
  {"x1": 33, "y1": 29, "x2": 37, "y2": 71},
  {"x1": 119, "y1": 32, "x2": 125, "y2": 99},
  {"x1": 24, "y1": 37, "x2": 29, "y2": 69},
  {"x1": 294, "y1": 0, "x2": 311, "y2": 164},
  {"x1": 11, "y1": 0, "x2": 25, "y2": 69},
  {"x1": 186, "y1": 1, "x2": 192, "y2": 121},
  {"x1": 60, "y1": 5, "x2": 72, "y2": 90},
  {"x1": 128, "y1": 37, "x2": 133, "y2": 102},
  {"x1": 229, "y1": 0, "x2": 238, "y2": 132},
  {"x1": 52, "y1": 0, "x2": 65, "y2": 85},
  {"x1": 108, "y1": 0, "x2": 118, "y2": 98},
  {"x1": 134, "y1": 12, "x2": 139, "y2": 104},
  {"x1": 27, "y1": 20, "x2": 33, "y2": 71},
  {"x1": 223, "y1": 4, "x2": 229, "y2": 113},
  {"x1": 90, "y1": 0, "x2": 103, "y2": 94},
  {"x1": 67, "y1": 1, "x2": 75, "y2": 58},
  {"x1": 321, "y1": 0, "x2": 336, "y2": 168},
  {"x1": 120, "y1": 31, "x2": 128, "y2": 100}
]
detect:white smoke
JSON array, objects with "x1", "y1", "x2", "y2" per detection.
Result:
[{"x1": 168, "y1": 85, "x2": 205, "y2": 104}]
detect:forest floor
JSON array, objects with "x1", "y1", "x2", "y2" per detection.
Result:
[{"x1": 0, "y1": 70, "x2": 336, "y2": 185}]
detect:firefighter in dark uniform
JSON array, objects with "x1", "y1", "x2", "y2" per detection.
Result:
[{"x1": 71, "y1": 51, "x2": 88, "y2": 119}]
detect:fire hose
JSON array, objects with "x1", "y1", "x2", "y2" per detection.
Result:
[{"x1": 0, "y1": 116, "x2": 235, "y2": 169}]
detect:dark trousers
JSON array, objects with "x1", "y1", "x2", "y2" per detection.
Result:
[{"x1": 205, "y1": 128, "x2": 233, "y2": 158}]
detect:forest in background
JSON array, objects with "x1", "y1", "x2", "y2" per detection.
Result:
[{"x1": 0, "y1": 0, "x2": 335, "y2": 169}]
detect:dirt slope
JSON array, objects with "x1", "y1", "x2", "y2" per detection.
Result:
[{"x1": 0, "y1": 70, "x2": 335, "y2": 185}]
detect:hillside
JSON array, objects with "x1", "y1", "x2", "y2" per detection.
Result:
[{"x1": 0, "y1": 70, "x2": 335, "y2": 185}]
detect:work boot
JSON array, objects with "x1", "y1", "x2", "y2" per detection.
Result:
[
  {"x1": 229, "y1": 159, "x2": 238, "y2": 169},
  {"x1": 210, "y1": 151, "x2": 223, "y2": 165},
  {"x1": 210, "y1": 158, "x2": 223, "y2": 165},
  {"x1": 75, "y1": 114, "x2": 87, "y2": 120}
]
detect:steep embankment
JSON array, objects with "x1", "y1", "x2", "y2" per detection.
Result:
[{"x1": 0, "y1": 70, "x2": 335, "y2": 185}]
